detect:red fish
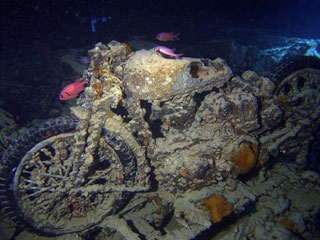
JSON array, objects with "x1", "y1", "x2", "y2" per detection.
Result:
[
  {"x1": 59, "y1": 78, "x2": 88, "y2": 100},
  {"x1": 156, "y1": 32, "x2": 180, "y2": 41},
  {"x1": 153, "y1": 46, "x2": 184, "y2": 59}
]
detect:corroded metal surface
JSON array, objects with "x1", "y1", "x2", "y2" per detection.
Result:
[{"x1": 116, "y1": 50, "x2": 232, "y2": 101}]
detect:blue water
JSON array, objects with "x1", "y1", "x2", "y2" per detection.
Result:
[{"x1": 1, "y1": 0, "x2": 319, "y2": 52}]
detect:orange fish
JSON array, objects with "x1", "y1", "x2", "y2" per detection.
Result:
[
  {"x1": 59, "y1": 78, "x2": 88, "y2": 100},
  {"x1": 156, "y1": 32, "x2": 180, "y2": 41}
]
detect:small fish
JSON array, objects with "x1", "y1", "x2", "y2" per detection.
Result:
[
  {"x1": 59, "y1": 78, "x2": 88, "y2": 100},
  {"x1": 156, "y1": 32, "x2": 180, "y2": 41},
  {"x1": 153, "y1": 46, "x2": 184, "y2": 59}
]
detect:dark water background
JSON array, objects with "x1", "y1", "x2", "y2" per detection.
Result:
[{"x1": 1, "y1": 0, "x2": 319, "y2": 53}]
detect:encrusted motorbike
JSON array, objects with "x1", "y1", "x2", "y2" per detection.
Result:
[{"x1": 0, "y1": 41, "x2": 319, "y2": 239}]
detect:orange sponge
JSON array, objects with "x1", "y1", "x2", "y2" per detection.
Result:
[
  {"x1": 204, "y1": 194, "x2": 232, "y2": 223},
  {"x1": 233, "y1": 142, "x2": 259, "y2": 174}
]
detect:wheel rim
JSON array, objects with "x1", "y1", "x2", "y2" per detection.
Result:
[{"x1": 1, "y1": 117, "x2": 137, "y2": 236}]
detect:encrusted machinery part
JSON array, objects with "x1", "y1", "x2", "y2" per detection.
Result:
[
  {"x1": 73, "y1": 41, "x2": 150, "y2": 191},
  {"x1": 269, "y1": 55, "x2": 320, "y2": 84},
  {"x1": 122, "y1": 55, "x2": 320, "y2": 238},
  {"x1": 260, "y1": 56, "x2": 320, "y2": 167},
  {"x1": 0, "y1": 116, "x2": 77, "y2": 231},
  {"x1": 115, "y1": 50, "x2": 232, "y2": 101},
  {"x1": 0, "y1": 116, "x2": 139, "y2": 235},
  {"x1": 0, "y1": 41, "x2": 143, "y2": 236},
  {"x1": 1, "y1": 39, "x2": 319, "y2": 240}
]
